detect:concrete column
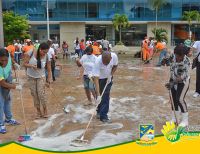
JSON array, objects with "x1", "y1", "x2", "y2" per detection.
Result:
[
  {"x1": 60, "y1": 22, "x2": 85, "y2": 51},
  {"x1": 106, "y1": 25, "x2": 115, "y2": 46},
  {"x1": 147, "y1": 22, "x2": 171, "y2": 47},
  {"x1": 0, "y1": 0, "x2": 4, "y2": 47}
]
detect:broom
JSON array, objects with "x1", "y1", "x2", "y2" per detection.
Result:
[
  {"x1": 70, "y1": 77, "x2": 110, "y2": 147},
  {"x1": 16, "y1": 69, "x2": 31, "y2": 142}
]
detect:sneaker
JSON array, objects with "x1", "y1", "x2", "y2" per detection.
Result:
[
  {"x1": 5, "y1": 119, "x2": 20, "y2": 125},
  {"x1": 0, "y1": 125, "x2": 6, "y2": 134},
  {"x1": 101, "y1": 118, "x2": 112, "y2": 123},
  {"x1": 193, "y1": 92, "x2": 200, "y2": 98}
]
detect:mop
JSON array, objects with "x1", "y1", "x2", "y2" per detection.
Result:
[
  {"x1": 70, "y1": 78, "x2": 110, "y2": 147},
  {"x1": 16, "y1": 69, "x2": 31, "y2": 142}
]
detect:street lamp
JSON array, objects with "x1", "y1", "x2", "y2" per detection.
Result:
[
  {"x1": 47, "y1": 0, "x2": 50, "y2": 40},
  {"x1": 0, "y1": 0, "x2": 4, "y2": 47}
]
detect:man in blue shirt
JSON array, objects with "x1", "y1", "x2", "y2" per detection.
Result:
[{"x1": 0, "y1": 48, "x2": 22, "y2": 134}]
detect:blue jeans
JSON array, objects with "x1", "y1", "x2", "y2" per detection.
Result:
[
  {"x1": 14, "y1": 52, "x2": 21, "y2": 64},
  {"x1": 157, "y1": 49, "x2": 167, "y2": 66},
  {"x1": 75, "y1": 49, "x2": 81, "y2": 57},
  {"x1": 97, "y1": 78, "x2": 113, "y2": 120},
  {"x1": 0, "y1": 72, "x2": 13, "y2": 126}
]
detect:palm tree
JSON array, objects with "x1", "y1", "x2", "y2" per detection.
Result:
[
  {"x1": 112, "y1": 14, "x2": 130, "y2": 43},
  {"x1": 0, "y1": 0, "x2": 4, "y2": 47},
  {"x1": 195, "y1": 11, "x2": 200, "y2": 24},
  {"x1": 149, "y1": 0, "x2": 167, "y2": 33},
  {"x1": 152, "y1": 28, "x2": 168, "y2": 43},
  {"x1": 182, "y1": 10, "x2": 198, "y2": 39}
]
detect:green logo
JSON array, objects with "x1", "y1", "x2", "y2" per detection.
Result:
[{"x1": 161, "y1": 122, "x2": 200, "y2": 143}]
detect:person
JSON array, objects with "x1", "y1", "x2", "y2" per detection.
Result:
[
  {"x1": 92, "y1": 42, "x2": 101, "y2": 56},
  {"x1": 22, "y1": 39, "x2": 34, "y2": 54},
  {"x1": 76, "y1": 46, "x2": 97, "y2": 105},
  {"x1": 86, "y1": 38, "x2": 92, "y2": 47},
  {"x1": 6, "y1": 43, "x2": 16, "y2": 58},
  {"x1": 101, "y1": 39, "x2": 109, "y2": 51},
  {"x1": 52, "y1": 41, "x2": 59, "y2": 54},
  {"x1": 74, "y1": 40, "x2": 81, "y2": 57},
  {"x1": 148, "y1": 37, "x2": 155, "y2": 58},
  {"x1": 155, "y1": 41, "x2": 167, "y2": 67},
  {"x1": 165, "y1": 44, "x2": 190, "y2": 127},
  {"x1": 23, "y1": 42, "x2": 51, "y2": 119},
  {"x1": 47, "y1": 39, "x2": 56, "y2": 81},
  {"x1": 184, "y1": 37, "x2": 192, "y2": 48},
  {"x1": 34, "y1": 40, "x2": 40, "y2": 51},
  {"x1": 0, "y1": 48, "x2": 21, "y2": 134},
  {"x1": 93, "y1": 51, "x2": 118, "y2": 123},
  {"x1": 192, "y1": 40, "x2": 200, "y2": 98},
  {"x1": 142, "y1": 38, "x2": 150, "y2": 63},
  {"x1": 80, "y1": 39, "x2": 86, "y2": 56},
  {"x1": 62, "y1": 41, "x2": 69, "y2": 59}
]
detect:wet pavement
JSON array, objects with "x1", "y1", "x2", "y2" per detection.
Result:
[{"x1": 0, "y1": 54, "x2": 200, "y2": 151}]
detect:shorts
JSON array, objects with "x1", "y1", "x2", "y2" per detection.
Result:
[{"x1": 83, "y1": 75, "x2": 95, "y2": 90}]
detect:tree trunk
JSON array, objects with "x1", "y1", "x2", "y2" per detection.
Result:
[
  {"x1": 0, "y1": 0, "x2": 4, "y2": 47},
  {"x1": 189, "y1": 24, "x2": 191, "y2": 40},
  {"x1": 119, "y1": 24, "x2": 122, "y2": 42}
]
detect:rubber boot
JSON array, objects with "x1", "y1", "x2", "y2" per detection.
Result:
[{"x1": 179, "y1": 112, "x2": 188, "y2": 127}]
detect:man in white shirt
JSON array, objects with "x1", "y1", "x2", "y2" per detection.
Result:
[
  {"x1": 192, "y1": 40, "x2": 200, "y2": 98},
  {"x1": 86, "y1": 38, "x2": 92, "y2": 47},
  {"x1": 101, "y1": 39, "x2": 109, "y2": 51},
  {"x1": 93, "y1": 51, "x2": 118, "y2": 123},
  {"x1": 47, "y1": 39, "x2": 56, "y2": 81}
]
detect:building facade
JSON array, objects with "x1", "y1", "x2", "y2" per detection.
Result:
[{"x1": 2, "y1": 0, "x2": 200, "y2": 48}]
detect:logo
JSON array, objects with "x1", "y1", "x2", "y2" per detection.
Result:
[
  {"x1": 136, "y1": 124, "x2": 157, "y2": 146},
  {"x1": 161, "y1": 121, "x2": 200, "y2": 143}
]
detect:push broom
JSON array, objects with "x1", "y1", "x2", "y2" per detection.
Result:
[
  {"x1": 16, "y1": 69, "x2": 31, "y2": 142},
  {"x1": 70, "y1": 77, "x2": 110, "y2": 147},
  {"x1": 164, "y1": 65, "x2": 179, "y2": 126}
]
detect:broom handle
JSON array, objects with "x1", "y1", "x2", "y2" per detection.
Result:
[
  {"x1": 17, "y1": 70, "x2": 28, "y2": 135},
  {"x1": 35, "y1": 69, "x2": 61, "y2": 113},
  {"x1": 169, "y1": 89, "x2": 178, "y2": 126},
  {"x1": 81, "y1": 79, "x2": 109, "y2": 139},
  {"x1": 165, "y1": 62, "x2": 179, "y2": 126}
]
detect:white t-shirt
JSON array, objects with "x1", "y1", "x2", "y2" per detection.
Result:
[
  {"x1": 86, "y1": 40, "x2": 92, "y2": 46},
  {"x1": 193, "y1": 41, "x2": 200, "y2": 62},
  {"x1": 52, "y1": 43, "x2": 59, "y2": 50},
  {"x1": 80, "y1": 54, "x2": 97, "y2": 75},
  {"x1": 93, "y1": 52, "x2": 118, "y2": 79},
  {"x1": 26, "y1": 50, "x2": 48, "y2": 78},
  {"x1": 47, "y1": 47, "x2": 55, "y2": 60}
]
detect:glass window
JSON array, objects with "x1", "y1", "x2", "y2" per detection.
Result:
[
  {"x1": 88, "y1": 3, "x2": 98, "y2": 18},
  {"x1": 86, "y1": 25, "x2": 106, "y2": 40},
  {"x1": 115, "y1": 24, "x2": 147, "y2": 46},
  {"x1": 172, "y1": 24, "x2": 200, "y2": 45}
]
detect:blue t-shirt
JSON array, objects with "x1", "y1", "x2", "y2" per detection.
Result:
[{"x1": 0, "y1": 54, "x2": 12, "y2": 81}]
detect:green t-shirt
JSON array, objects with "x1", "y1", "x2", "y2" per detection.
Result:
[{"x1": 0, "y1": 54, "x2": 12, "y2": 81}]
